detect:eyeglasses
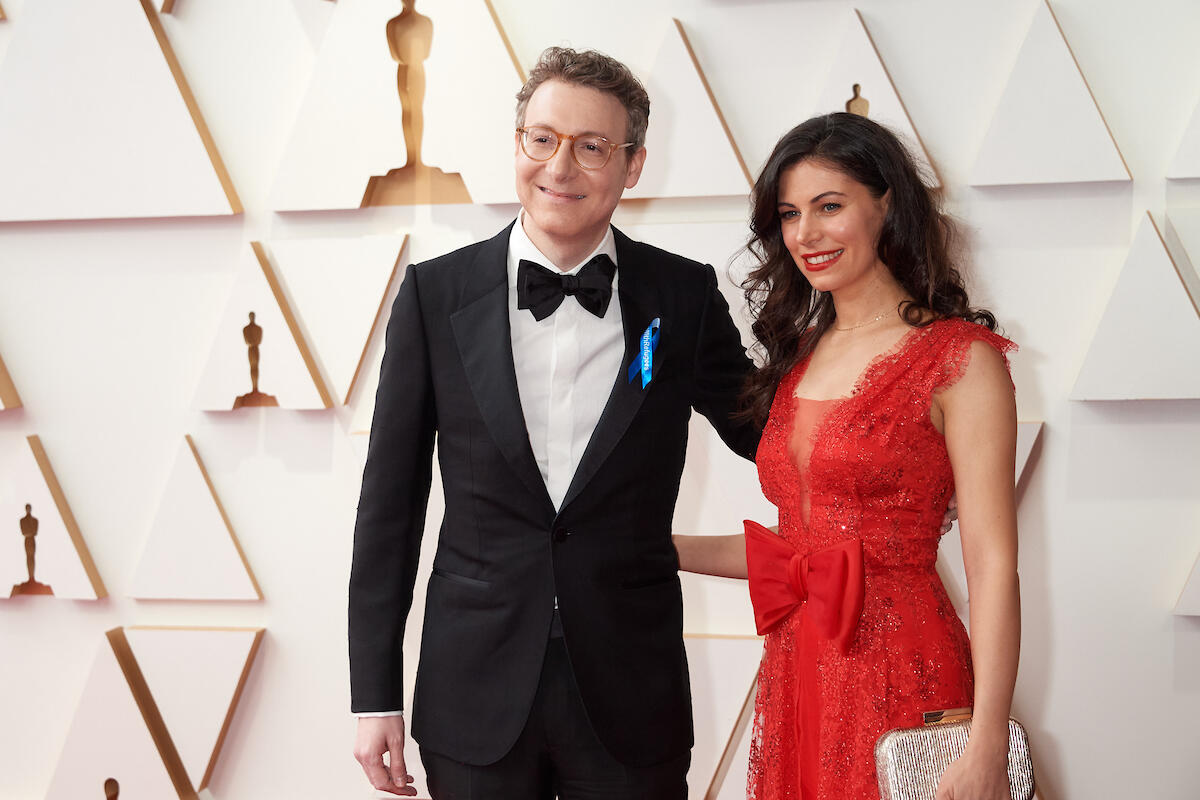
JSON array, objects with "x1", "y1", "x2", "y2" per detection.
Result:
[{"x1": 517, "y1": 126, "x2": 636, "y2": 170}]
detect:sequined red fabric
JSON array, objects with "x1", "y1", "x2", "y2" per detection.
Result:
[{"x1": 748, "y1": 318, "x2": 1016, "y2": 800}]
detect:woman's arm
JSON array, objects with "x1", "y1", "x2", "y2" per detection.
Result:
[
  {"x1": 673, "y1": 533, "x2": 749, "y2": 579},
  {"x1": 935, "y1": 340, "x2": 1021, "y2": 800}
]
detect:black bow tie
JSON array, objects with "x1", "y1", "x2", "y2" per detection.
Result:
[{"x1": 516, "y1": 254, "x2": 616, "y2": 321}]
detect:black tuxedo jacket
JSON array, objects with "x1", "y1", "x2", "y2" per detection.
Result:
[{"x1": 349, "y1": 222, "x2": 759, "y2": 768}]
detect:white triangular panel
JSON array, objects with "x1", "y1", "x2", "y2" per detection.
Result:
[
  {"x1": 45, "y1": 637, "x2": 180, "y2": 800},
  {"x1": 685, "y1": 635, "x2": 762, "y2": 800},
  {"x1": 0, "y1": 0, "x2": 233, "y2": 221},
  {"x1": 421, "y1": 0, "x2": 523, "y2": 205},
  {"x1": 809, "y1": 10, "x2": 938, "y2": 186},
  {"x1": 268, "y1": 235, "x2": 406, "y2": 405},
  {"x1": 194, "y1": 246, "x2": 329, "y2": 410},
  {"x1": 625, "y1": 20, "x2": 750, "y2": 200},
  {"x1": 970, "y1": 1, "x2": 1128, "y2": 186},
  {"x1": 130, "y1": 438, "x2": 260, "y2": 601},
  {"x1": 269, "y1": 0, "x2": 406, "y2": 211},
  {"x1": 1176, "y1": 547, "x2": 1200, "y2": 616},
  {"x1": 1168, "y1": 101, "x2": 1200, "y2": 179},
  {"x1": 271, "y1": 0, "x2": 522, "y2": 210},
  {"x1": 1016, "y1": 421, "x2": 1042, "y2": 484},
  {"x1": 0, "y1": 437, "x2": 99, "y2": 599},
  {"x1": 124, "y1": 627, "x2": 263, "y2": 790},
  {"x1": 1165, "y1": 211, "x2": 1200, "y2": 305},
  {"x1": 1072, "y1": 214, "x2": 1200, "y2": 400}
]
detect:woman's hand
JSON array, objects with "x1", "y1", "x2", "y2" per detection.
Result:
[{"x1": 933, "y1": 737, "x2": 1011, "y2": 800}]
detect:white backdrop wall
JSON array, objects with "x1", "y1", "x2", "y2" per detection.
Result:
[{"x1": 1, "y1": 1, "x2": 1200, "y2": 798}]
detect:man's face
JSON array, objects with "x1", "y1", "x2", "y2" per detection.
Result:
[{"x1": 515, "y1": 79, "x2": 646, "y2": 263}]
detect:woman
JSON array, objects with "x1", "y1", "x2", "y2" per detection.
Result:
[{"x1": 675, "y1": 113, "x2": 1020, "y2": 800}]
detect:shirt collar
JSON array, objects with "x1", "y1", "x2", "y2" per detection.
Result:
[{"x1": 507, "y1": 209, "x2": 619, "y2": 289}]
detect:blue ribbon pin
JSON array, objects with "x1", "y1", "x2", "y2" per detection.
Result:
[{"x1": 627, "y1": 318, "x2": 661, "y2": 389}]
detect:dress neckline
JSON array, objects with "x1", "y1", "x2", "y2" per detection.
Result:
[{"x1": 791, "y1": 322, "x2": 930, "y2": 403}]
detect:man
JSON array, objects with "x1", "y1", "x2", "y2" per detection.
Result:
[{"x1": 350, "y1": 47, "x2": 758, "y2": 799}]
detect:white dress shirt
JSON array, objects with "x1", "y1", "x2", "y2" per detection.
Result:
[{"x1": 507, "y1": 212, "x2": 625, "y2": 510}]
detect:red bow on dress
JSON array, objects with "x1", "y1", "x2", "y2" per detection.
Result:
[{"x1": 744, "y1": 520, "x2": 865, "y2": 653}]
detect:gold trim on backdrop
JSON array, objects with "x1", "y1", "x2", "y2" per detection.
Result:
[
  {"x1": 346, "y1": 234, "x2": 409, "y2": 406},
  {"x1": 115, "y1": 626, "x2": 266, "y2": 792},
  {"x1": 0, "y1": 351, "x2": 21, "y2": 409},
  {"x1": 106, "y1": 627, "x2": 197, "y2": 799},
  {"x1": 483, "y1": 0, "x2": 526, "y2": 83},
  {"x1": 1149, "y1": 212, "x2": 1200, "y2": 319},
  {"x1": 680, "y1": 633, "x2": 763, "y2": 800},
  {"x1": 1042, "y1": 0, "x2": 1131, "y2": 180},
  {"x1": 672, "y1": 18, "x2": 753, "y2": 188},
  {"x1": 184, "y1": 435, "x2": 264, "y2": 600},
  {"x1": 853, "y1": 9, "x2": 943, "y2": 188},
  {"x1": 198, "y1": 627, "x2": 263, "y2": 788},
  {"x1": 27, "y1": 435, "x2": 107, "y2": 598},
  {"x1": 250, "y1": 241, "x2": 336, "y2": 409},
  {"x1": 705, "y1": 673, "x2": 758, "y2": 800},
  {"x1": 137, "y1": 0, "x2": 244, "y2": 213}
]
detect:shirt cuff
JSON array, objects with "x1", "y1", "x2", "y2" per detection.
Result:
[{"x1": 355, "y1": 710, "x2": 404, "y2": 718}]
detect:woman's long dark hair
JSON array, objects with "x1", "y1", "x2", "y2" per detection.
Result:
[{"x1": 740, "y1": 112, "x2": 996, "y2": 427}]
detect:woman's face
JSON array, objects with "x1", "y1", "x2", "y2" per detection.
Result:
[{"x1": 776, "y1": 159, "x2": 890, "y2": 294}]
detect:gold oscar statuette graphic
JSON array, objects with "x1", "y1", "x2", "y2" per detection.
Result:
[
  {"x1": 362, "y1": 0, "x2": 472, "y2": 206},
  {"x1": 846, "y1": 83, "x2": 869, "y2": 117},
  {"x1": 11, "y1": 503, "x2": 54, "y2": 597},
  {"x1": 233, "y1": 312, "x2": 279, "y2": 409},
  {"x1": 104, "y1": 778, "x2": 119, "y2": 799}
]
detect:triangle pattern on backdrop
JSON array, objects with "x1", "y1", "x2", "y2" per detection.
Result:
[
  {"x1": 130, "y1": 436, "x2": 261, "y2": 601},
  {"x1": 417, "y1": 0, "x2": 525, "y2": 205},
  {"x1": 123, "y1": 627, "x2": 265, "y2": 791},
  {"x1": 271, "y1": 0, "x2": 523, "y2": 210},
  {"x1": 194, "y1": 243, "x2": 333, "y2": 410},
  {"x1": 970, "y1": 0, "x2": 1129, "y2": 186},
  {"x1": 0, "y1": 349, "x2": 20, "y2": 409},
  {"x1": 1072, "y1": 213, "x2": 1200, "y2": 400},
  {"x1": 1168, "y1": 100, "x2": 1200, "y2": 179},
  {"x1": 808, "y1": 9, "x2": 939, "y2": 186},
  {"x1": 684, "y1": 635, "x2": 763, "y2": 800},
  {"x1": 0, "y1": 0, "x2": 237, "y2": 221},
  {"x1": 625, "y1": 19, "x2": 751, "y2": 200},
  {"x1": 1016, "y1": 421, "x2": 1043, "y2": 485},
  {"x1": 1, "y1": 435, "x2": 105, "y2": 599},
  {"x1": 267, "y1": 234, "x2": 408, "y2": 405},
  {"x1": 45, "y1": 630, "x2": 189, "y2": 800}
]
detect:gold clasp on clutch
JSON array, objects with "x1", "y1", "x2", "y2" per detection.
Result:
[{"x1": 922, "y1": 707, "x2": 973, "y2": 726}]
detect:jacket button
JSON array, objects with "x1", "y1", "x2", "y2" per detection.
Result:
[{"x1": 552, "y1": 526, "x2": 569, "y2": 543}]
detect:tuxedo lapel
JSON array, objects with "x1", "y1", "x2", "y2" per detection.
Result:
[
  {"x1": 450, "y1": 227, "x2": 555, "y2": 514},
  {"x1": 560, "y1": 230, "x2": 664, "y2": 511}
]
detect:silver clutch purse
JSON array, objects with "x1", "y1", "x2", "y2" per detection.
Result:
[{"x1": 874, "y1": 707, "x2": 1035, "y2": 800}]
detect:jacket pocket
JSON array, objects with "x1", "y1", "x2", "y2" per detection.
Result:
[
  {"x1": 619, "y1": 572, "x2": 679, "y2": 590},
  {"x1": 432, "y1": 566, "x2": 491, "y2": 589}
]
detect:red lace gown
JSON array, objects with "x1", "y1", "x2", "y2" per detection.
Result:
[{"x1": 746, "y1": 318, "x2": 1016, "y2": 800}]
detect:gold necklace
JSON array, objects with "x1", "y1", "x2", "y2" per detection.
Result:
[{"x1": 833, "y1": 309, "x2": 893, "y2": 332}]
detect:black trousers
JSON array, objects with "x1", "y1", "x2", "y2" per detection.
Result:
[{"x1": 420, "y1": 638, "x2": 690, "y2": 800}]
